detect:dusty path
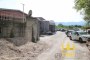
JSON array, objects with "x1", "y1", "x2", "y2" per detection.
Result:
[
  {"x1": 61, "y1": 38, "x2": 90, "y2": 60},
  {"x1": 36, "y1": 31, "x2": 90, "y2": 60},
  {"x1": 36, "y1": 32, "x2": 66, "y2": 60}
]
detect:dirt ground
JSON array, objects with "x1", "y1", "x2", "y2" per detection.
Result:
[{"x1": 0, "y1": 31, "x2": 90, "y2": 60}]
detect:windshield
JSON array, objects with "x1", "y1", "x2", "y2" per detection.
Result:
[{"x1": 79, "y1": 32, "x2": 87, "y2": 35}]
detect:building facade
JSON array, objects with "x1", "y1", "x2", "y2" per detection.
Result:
[
  {"x1": 0, "y1": 8, "x2": 39, "y2": 46},
  {"x1": 49, "y1": 20, "x2": 56, "y2": 33}
]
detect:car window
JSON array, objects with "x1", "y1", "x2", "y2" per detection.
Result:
[
  {"x1": 79, "y1": 32, "x2": 87, "y2": 35},
  {"x1": 88, "y1": 30, "x2": 90, "y2": 34},
  {"x1": 72, "y1": 32, "x2": 76, "y2": 35},
  {"x1": 75, "y1": 32, "x2": 79, "y2": 35}
]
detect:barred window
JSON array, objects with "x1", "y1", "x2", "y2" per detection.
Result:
[{"x1": 0, "y1": 27, "x2": 1, "y2": 33}]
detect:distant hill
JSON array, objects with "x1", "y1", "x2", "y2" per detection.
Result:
[{"x1": 55, "y1": 21, "x2": 86, "y2": 26}]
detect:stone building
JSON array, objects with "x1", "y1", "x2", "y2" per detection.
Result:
[
  {"x1": 36, "y1": 17, "x2": 50, "y2": 35},
  {"x1": 39, "y1": 20, "x2": 49, "y2": 35},
  {"x1": 0, "y1": 8, "x2": 27, "y2": 38},
  {"x1": 0, "y1": 8, "x2": 39, "y2": 46},
  {"x1": 35, "y1": 17, "x2": 45, "y2": 35},
  {"x1": 49, "y1": 20, "x2": 56, "y2": 33},
  {"x1": 35, "y1": 17, "x2": 56, "y2": 35},
  {"x1": 42, "y1": 21, "x2": 50, "y2": 34}
]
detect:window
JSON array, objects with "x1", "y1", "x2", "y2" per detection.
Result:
[
  {"x1": 88, "y1": 30, "x2": 90, "y2": 34},
  {"x1": 5, "y1": 17, "x2": 7, "y2": 20},
  {"x1": 0, "y1": 27, "x2": 1, "y2": 33},
  {"x1": 0, "y1": 16, "x2": 1, "y2": 19}
]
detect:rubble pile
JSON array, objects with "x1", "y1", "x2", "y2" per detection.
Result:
[{"x1": 0, "y1": 39, "x2": 49, "y2": 60}]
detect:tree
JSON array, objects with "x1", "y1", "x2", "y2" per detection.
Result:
[
  {"x1": 74, "y1": 0, "x2": 90, "y2": 21},
  {"x1": 58, "y1": 23, "x2": 64, "y2": 27},
  {"x1": 85, "y1": 21, "x2": 90, "y2": 27}
]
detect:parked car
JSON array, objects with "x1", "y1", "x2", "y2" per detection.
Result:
[
  {"x1": 87, "y1": 29, "x2": 90, "y2": 34},
  {"x1": 61, "y1": 29, "x2": 66, "y2": 32},
  {"x1": 85, "y1": 32, "x2": 90, "y2": 50},
  {"x1": 46, "y1": 31, "x2": 53, "y2": 35},
  {"x1": 70, "y1": 31, "x2": 89, "y2": 42},
  {"x1": 66, "y1": 30, "x2": 74, "y2": 37},
  {"x1": 57, "y1": 29, "x2": 61, "y2": 31}
]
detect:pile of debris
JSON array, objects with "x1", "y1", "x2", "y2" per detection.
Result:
[{"x1": 0, "y1": 39, "x2": 49, "y2": 60}]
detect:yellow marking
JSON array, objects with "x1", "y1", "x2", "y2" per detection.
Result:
[
  {"x1": 61, "y1": 41, "x2": 76, "y2": 58},
  {"x1": 61, "y1": 41, "x2": 75, "y2": 50}
]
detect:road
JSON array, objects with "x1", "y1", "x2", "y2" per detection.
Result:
[{"x1": 35, "y1": 31, "x2": 90, "y2": 60}]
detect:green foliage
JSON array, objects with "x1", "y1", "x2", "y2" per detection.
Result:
[
  {"x1": 56, "y1": 23, "x2": 82, "y2": 30},
  {"x1": 58, "y1": 23, "x2": 64, "y2": 27},
  {"x1": 74, "y1": 0, "x2": 90, "y2": 21},
  {"x1": 56, "y1": 23, "x2": 68, "y2": 29},
  {"x1": 74, "y1": 0, "x2": 87, "y2": 10},
  {"x1": 85, "y1": 21, "x2": 90, "y2": 27}
]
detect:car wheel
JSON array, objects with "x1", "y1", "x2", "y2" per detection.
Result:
[
  {"x1": 86, "y1": 40, "x2": 89, "y2": 47},
  {"x1": 69, "y1": 36, "x2": 72, "y2": 40},
  {"x1": 86, "y1": 44, "x2": 89, "y2": 47},
  {"x1": 79, "y1": 38, "x2": 83, "y2": 43}
]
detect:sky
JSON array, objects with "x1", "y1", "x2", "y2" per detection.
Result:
[{"x1": 0, "y1": 0, "x2": 84, "y2": 22}]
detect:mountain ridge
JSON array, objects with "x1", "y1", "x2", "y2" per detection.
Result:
[{"x1": 55, "y1": 21, "x2": 86, "y2": 26}]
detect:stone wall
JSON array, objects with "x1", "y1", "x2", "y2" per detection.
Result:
[
  {"x1": 0, "y1": 17, "x2": 39, "y2": 46},
  {"x1": 26, "y1": 17, "x2": 39, "y2": 43},
  {"x1": 0, "y1": 21, "x2": 26, "y2": 46}
]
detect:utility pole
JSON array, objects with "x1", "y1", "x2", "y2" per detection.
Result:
[
  {"x1": 21, "y1": 3, "x2": 25, "y2": 22},
  {"x1": 21, "y1": 3, "x2": 25, "y2": 37}
]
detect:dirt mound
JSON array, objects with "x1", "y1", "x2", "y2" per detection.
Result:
[{"x1": 0, "y1": 39, "x2": 49, "y2": 60}]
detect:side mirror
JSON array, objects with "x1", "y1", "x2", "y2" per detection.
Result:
[
  {"x1": 75, "y1": 32, "x2": 79, "y2": 36},
  {"x1": 77, "y1": 34, "x2": 79, "y2": 36}
]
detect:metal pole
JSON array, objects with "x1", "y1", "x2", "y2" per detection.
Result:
[
  {"x1": 21, "y1": 3, "x2": 25, "y2": 22},
  {"x1": 21, "y1": 3, "x2": 25, "y2": 36}
]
